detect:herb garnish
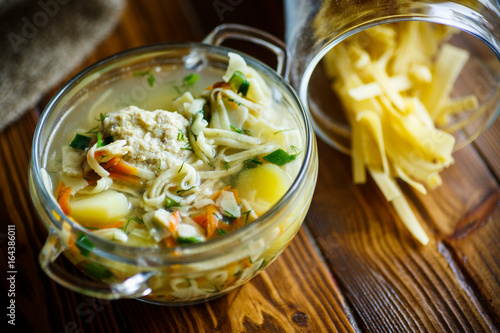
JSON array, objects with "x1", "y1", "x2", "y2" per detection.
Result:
[
  {"x1": 181, "y1": 142, "x2": 193, "y2": 152},
  {"x1": 263, "y1": 148, "x2": 300, "y2": 166},
  {"x1": 176, "y1": 186, "x2": 196, "y2": 194},
  {"x1": 75, "y1": 232, "x2": 95, "y2": 257},
  {"x1": 241, "y1": 210, "x2": 252, "y2": 225},
  {"x1": 173, "y1": 73, "x2": 199, "y2": 95},
  {"x1": 134, "y1": 70, "x2": 156, "y2": 87},
  {"x1": 164, "y1": 197, "x2": 180, "y2": 209},
  {"x1": 273, "y1": 128, "x2": 295, "y2": 135},
  {"x1": 122, "y1": 216, "x2": 144, "y2": 234},
  {"x1": 177, "y1": 129, "x2": 185, "y2": 141},
  {"x1": 216, "y1": 229, "x2": 227, "y2": 236},
  {"x1": 177, "y1": 237, "x2": 203, "y2": 245},
  {"x1": 230, "y1": 125, "x2": 250, "y2": 135},
  {"x1": 69, "y1": 134, "x2": 92, "y2": 150},
  {"x1": 228, "y1": 71, "x2": 250, "y2": 96},
  {"x1": 227, "y1": 98, "x2": 242, "y2": 106}
]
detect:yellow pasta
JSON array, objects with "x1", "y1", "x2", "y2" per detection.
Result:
[{"x1": 323, "y1": 22, "x2": 473, "y2": 245}]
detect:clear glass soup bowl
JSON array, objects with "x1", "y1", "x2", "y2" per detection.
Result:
[{"x1": 29, "y1": 27, "x2": 318, "y2": 305}]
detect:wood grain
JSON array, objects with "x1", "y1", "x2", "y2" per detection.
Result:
[{"x1": 306, "y1": 139, "x2": 499, "y2": 333}]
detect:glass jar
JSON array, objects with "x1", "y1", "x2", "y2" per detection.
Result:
[
  {"x1": 285, "y1": 0, "x2": 500, "y2": 153},
  {"x1": 29, "y1": 25, "x2": 318, "y2": 305}
]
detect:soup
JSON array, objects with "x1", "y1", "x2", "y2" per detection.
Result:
[{"x1": 43, "y1": 52, "x2": 302, "y2": 249}]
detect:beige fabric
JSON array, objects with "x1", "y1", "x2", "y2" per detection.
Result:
[{"x1": 0, "y1": 0, "x2": 124, "y2": 131}]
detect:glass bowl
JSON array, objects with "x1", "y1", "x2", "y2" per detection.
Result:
[
  {"x1": 29, "y1": 30, "x2": 318, "y2": 305},
  {"x1": 285, "y1": 0, "x2": 500, "y2": 154}
]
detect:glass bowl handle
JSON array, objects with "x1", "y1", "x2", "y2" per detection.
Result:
[
  {"x1": 39, "y1": 229, "x2": 154, "y2": 299},
  {"x1": 203, "y1": 23, "x2": 291, "y2": 80}
]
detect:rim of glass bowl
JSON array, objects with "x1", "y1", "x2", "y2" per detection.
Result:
[{"x1": 31, "y1": 42, "x2": 314, "y2": 266}]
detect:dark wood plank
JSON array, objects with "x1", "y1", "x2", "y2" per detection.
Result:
[
  {"x1": 306, "y1": 139, "x2": 499, "y2": 333},
  {"x1": 473, "y1": 118, "x2": 500, "y2": 180}
]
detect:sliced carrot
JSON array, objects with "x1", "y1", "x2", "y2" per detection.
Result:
[
  {"x1": 210, "y1": 185, "x2": 231, "y2": 201},
  {"x1": 110, "y1": 160, "x2": 138, "y2": 175},
  {"x1": 242, "y1": 257, "x2": 252, "y2": 268},
  {"x1": 163, "y1": 236, "x2": 177, "y2": 248},
  {"x1": 55, "y1": 180, "x2": 71, "y2": 215},
  {"x1": 95, "y1": 221, "x2": 124, "y2": 230},
  {"x1": 212, "y1": 81, "x2": 231, "y2": 89},
  {"x1": 191, "y1": 213, "x2": 207, "y2": 226},
  {"x1": 94, "y1": 150, "x2": 107, "y2": 159},
  {"x1": 108, "y1": 171, "x2": 142, "y2": 186},
  {"x1": 170, "y1": 211, "x2": 180, "y2": 228},
  {"x1": 205, "y1": 205, "x2": 219, "y2": 239},
  {"x1": 100, "y1": 156, "x2": 121, "y2": 170},
  {"x1": 164, "y1": 210, "x2": 180, "y2": 235}
]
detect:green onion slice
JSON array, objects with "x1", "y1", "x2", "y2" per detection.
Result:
[
  {"x1": 177, "y1": 237, "x2": 203, "y2": 245},
  {"x1": 228, "y1": 71, "x2": 250, "y2": 96},
  {"x1": 263, "y1": 148, "x2": 299, "y2": 166},
  {"x1": 69, "y1": 134, "x2": 93, "y2": 150}
]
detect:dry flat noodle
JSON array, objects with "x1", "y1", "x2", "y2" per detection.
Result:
[{"x1": 323, "y1": 22, "x2": 478, "y2": 245}]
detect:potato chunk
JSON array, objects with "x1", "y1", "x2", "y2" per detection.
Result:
[
  {"x1": 69, "y1": 190, "x2": 129, "y2": 228},
  {"x1": 236, "y1": 164, "x2": 292, "y2": 215}
]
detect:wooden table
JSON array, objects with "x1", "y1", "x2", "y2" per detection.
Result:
[{"x1": 1, "y1": 1, "x2": 499, "y2": 332}]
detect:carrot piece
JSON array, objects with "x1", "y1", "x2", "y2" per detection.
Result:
[
  {"x1": 94, "y1": 150, "x2": 106, "y2": 159},
  {"x1": 163, "y1": 236, "x2": 177, "y2": 248},
  {"x1": 55, "y1": 180, "x2": 71, "y2": 215},
  {"x1": 164, "y1": 210, "x2": 180, "y2": 235},
  {"x1": 210, "y1": 185, "x2": 231, "y2": 201},
  {"x1": 205, "y1": 205, "x2": 219, "y2": 239},
  {"x1": 110, "y1": 160, "x2": 138, "y2": 175},
  {"x1": 100, "y1": 156, "x2": 120, "y2": 170},
  {"x1": 108, "y1": 171, "x2": 142, "y2": 186},
  {"x1": 242, "y1": 257, "x2": 252, "y2": 268},
  {"x1": 191, "y1": 213, "x2": 207, "y2": 226},
  {"x1": 170, "y1": 211, "x2": 180, "y2": 228},
  {"x1": 95, "y1": 221, "x2": 124, "y2": 230},
  {"x1": 212, "y1": 81, "x2": 231, "y2": 89},
  {"x1": 191, "y1": 206, "x2": 221, "y2": 238}
]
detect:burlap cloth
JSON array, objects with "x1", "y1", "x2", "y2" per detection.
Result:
[{"x1": 0, "y1": 0, "x2": 124, "y2": 132}]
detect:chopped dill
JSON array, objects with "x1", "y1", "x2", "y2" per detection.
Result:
[
  {"x1": 177, "y1": 129, "x2": 185, "y2": 141},
  {"x1": 134, "y1": 70, "x2": 155, "y2": 87},
  {"x1": 224, "y1": 210, "x2": 236, "y2": 218},
  {"x1": 122, "y1": 216, "x2": 144, "y2": 234},
  {"x1": 241, "y1": 210, "x2": 252, "y2": 225},
  {"x1": 230, "y1": 125, "x2": 250, "y2": 135},
  {"x1": 216, "y1": 228, "x2": 227, "y2": 236},
  {"x1": 273, "y1": 128, "x2": 294, "y2": 135},
  {"x1": 176, "y1": 186, "x2": 196, "y2": 194},
  {"x1": 227, "y1": 98, "x2": 242, "y2": 106}
]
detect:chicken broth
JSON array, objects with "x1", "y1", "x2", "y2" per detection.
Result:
[{"x1": 44, "y1": 52, "x2": 302, "y2": 248}]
